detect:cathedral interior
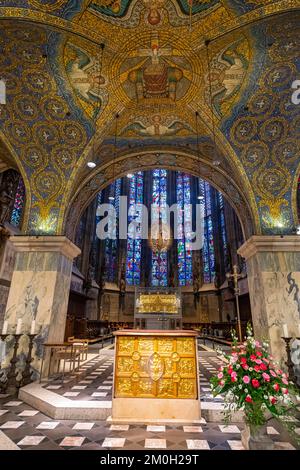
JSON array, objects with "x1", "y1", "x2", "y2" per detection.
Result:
[{"x1": 0, "y1": 0, "x2": 300, "y2": 455}]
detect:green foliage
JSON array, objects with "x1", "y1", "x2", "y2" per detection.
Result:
[{"x1": 210, "y1": 324, "x2": 300, "y2": 443}]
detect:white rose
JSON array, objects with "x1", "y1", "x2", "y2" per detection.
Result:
[{"x1": 244, "y1": 388, "x2": 248, "y2": 393}]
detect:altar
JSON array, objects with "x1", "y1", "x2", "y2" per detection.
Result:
[
  {"x1": 112, "y1": 329, "x2": 200, "y2": 422},
  {"x1": 134, "y1": 287, "x2": 182, "y2": 330}
]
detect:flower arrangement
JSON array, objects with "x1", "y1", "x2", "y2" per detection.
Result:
[{"x1": 210, "y1": 324, "x2": 299, "y2": 441}]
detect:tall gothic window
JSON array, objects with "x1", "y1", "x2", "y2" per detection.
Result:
[
  {"x1": 10, "y1": 177, "x2": 25, "y2": 228},
  {"x1": 105, "y1": 179, "x2": 121, "y2": 282},
  {"x1": 126, "y1": 171, "x2": 144, "y2": 285},
  {"x1": 199, "y1": 179, "x2": 215, "y2": 283},
  {"x1": 176, "y1": 172, "x2": 193, "y2": 286},
  {"x1": 151, "y1": 169, "x2": 168, "y2": 287},
  {"x1": 218, "y1": 191, "x2": 228, "y2": 266}
]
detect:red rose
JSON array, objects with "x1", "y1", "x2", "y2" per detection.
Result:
[
  {"x1": 256, "y1": 351, "x2": 262, "y2": 357},
  {"x1": 254, "y1": 365, "x2": 260, "y2": 372},
  {"x1": 245, "y1": 395, "x2": 253, "y2": 403},
  {"x1": 240, "y1": 357, "x2": 247, "y2": 364},
  {"x1": 228, "y1": 366, "x2": 233, "y2": 375},
  {"x1": 273, "y1": 383, "x2": 280, "y2": 392},
  {"x1": 252, "y1": 379, "x2": 260, "y2": 388},
  {"x1": 250, "y1": 355, "x2": 257, "y2": 361},
  {"x1": 270, "y1": 397, "x2": 277, "y2": 405},
  {"x1": 260, "y1": 363, "x2": 267, "y2": 371}
]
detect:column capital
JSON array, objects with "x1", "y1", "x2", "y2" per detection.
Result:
[
  {"x1": 238, "y1": 235, "x2": 300, "y2": 260},
  {"x1": 9, "y1": 235, "x2": 81, "y2": 260}
]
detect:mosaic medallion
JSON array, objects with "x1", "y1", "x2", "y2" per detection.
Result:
[{"x1": 241, "y1": 142, "x2": 269, "y2": 168}]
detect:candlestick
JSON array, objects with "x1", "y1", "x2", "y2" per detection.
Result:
[
  {"x1": 30, "y1": 320, "x2": 36, "y2": 335},
  {"x1": 2, "y1": 320, "x2": 8, "y2": 335},
  {"x1": 16, "y1": 319, "x2": 22, "y2": 335},
  {"x1": 282, "y1": 323, "x2": 289, "y2": 338}
]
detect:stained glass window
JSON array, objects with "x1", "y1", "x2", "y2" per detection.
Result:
[
  {"x1": 176, "y1": 172, "x2": 193, "y2": 286},
  {"x1": 218, "y1": 191, "x2": 228, "y2": 265},
  {"x1": 105, "y1": 179, "x2": 121, "y2": 282},
  {"x1": 151, "y1": 169, "x2": 168, "y2": 287},
  {"x1": 126, "y1": 172, "x2": 144, "y2": 285},
  {"x1": 10, "y1": 177, "x2": 25, "y2": 228},
  {"x1": 199, "y1": 179, "x2": 215, "y2": 283}
]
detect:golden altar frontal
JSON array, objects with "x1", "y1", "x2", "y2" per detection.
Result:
[
  {"x1": 138, "y1": 294, "x2": 177, "y2": 313},
  {"x1": 112, "y1": 330, "x2": 200, "y2": 422}
]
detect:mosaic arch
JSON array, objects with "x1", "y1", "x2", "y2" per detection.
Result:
[
  {"x1": 0, "y1": 5, "x2": 299, "y2": 236},
  {"x1": 63, "y1": 152, "x2": 256, "y2": 242}
]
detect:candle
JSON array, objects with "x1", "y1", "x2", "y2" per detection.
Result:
[
  {"x1": 2, "y1": 321, "x2": 8, "y2": 335},
  {"x1": 282, "y1": 323, "x2": 289, "y2": 338},
  {"x1": 16, "y1": 318, "x2": 22, "y2": 335},
  {"x1": 30, "y1": 320, "x2": 36, "y2": 335}
]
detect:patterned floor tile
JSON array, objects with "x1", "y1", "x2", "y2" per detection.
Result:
[
  {"x1": 72, "y1": 422, "x2": 94, "y2": 430},
  {"x1": 0, "y1": 421, "x2": 25, "y2": 429},
  {"x1": 60, "y1": 436, "x2": 86, "y2": 447},
  {"x1": 102, "y1": 437, "x2": 126, "y2": 448},
  {"x1": 4, "y1": 401, "x2": 22, "y2": 407},
  {"x1": 267, "y1": 426, "x2": 279, "y2": 435},
  {"x1": 36, "y1": 421, "x2": 60, "y2": 430},
  {"x1": 144, "y1": 439, "x2": 167, "y2": 449},
  {"x1": 219, "y1": 425, "x2": 240, "y2": 433},
  {"x1": 17, "y1": 435, "x2": 46, "y2": 446},
  {"x1": 18, "y1": 410, "x2": 39, "y2": 417},
  {"x1": 186, "y1": 439, "x2": 210, "y2": 450},
  {"x1": 146, "y1": 425, "x2": 166, "y2": 432},
  {"x1": 109, "y1": 425, "x2": 129, "y2": 431},
  {"x1": 91, "y1": 392, "x2": 107, "y2": 397},
  {"x1": 227, "y1": 440, "x2": 244, "y2": 450},
  {"x1": 183, "y1": 426, "x2": 203, "y2": 433}
]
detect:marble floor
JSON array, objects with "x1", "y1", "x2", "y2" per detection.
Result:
[{"x1": 0, "y1": 344, "x2": 299, "y2": 451}]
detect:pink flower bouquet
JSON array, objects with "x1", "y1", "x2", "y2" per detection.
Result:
[{"x1": 210, "y1": 324, "x2": 299, "y2": 432}]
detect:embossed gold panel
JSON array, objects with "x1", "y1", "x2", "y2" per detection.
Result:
[{"x1": 115, "y1": 336, "x2": 197, "y2": 399}]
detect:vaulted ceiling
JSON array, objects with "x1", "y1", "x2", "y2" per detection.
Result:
[{"x1": 0, "y1": 1, "x2": 299, "y2": 236}]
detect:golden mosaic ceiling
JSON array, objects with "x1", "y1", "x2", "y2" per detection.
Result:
[{"x1": 0, "y1": 1, "x2": 299, "y2": 236}]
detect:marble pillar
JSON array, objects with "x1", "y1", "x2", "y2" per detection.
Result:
[
  {"x1": 0, "y1": 236, "x2": 80, "y2": 378},
  {"x1": 238, "y1": 236, "x2": 300, "y2": 365}
]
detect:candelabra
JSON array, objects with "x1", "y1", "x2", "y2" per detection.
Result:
[
  {"x1": 281, "y1": 336, "x2": 300, "y2": 389},
  {"x1": 21, "y1": 334, "x2": 37, "y2": 387},
  {"x1": 226, "y1": 265, "x2": 243, "y2": 342},
  {"x1": 0, "y1": 334, "x2": 10, "y2": 393},
  {"x1": 1, "y1": 334, "x2": 23, "y2": 396}
]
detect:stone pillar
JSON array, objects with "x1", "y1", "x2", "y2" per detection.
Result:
[
  {"x1": 238, "y1": 236, "x2": 300, "y2": 364},
  {"x1": 1, "y1": 236, "x2": 80, "y2": 378}
]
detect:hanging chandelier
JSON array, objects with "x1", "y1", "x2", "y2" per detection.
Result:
[{"x1": 148, "y1": 217, "x2": 172, "y2": 253}]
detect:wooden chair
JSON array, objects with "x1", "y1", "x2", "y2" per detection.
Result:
[
  {"x1": 68, "y1": 336, "x2": 89, "y2": 362},
  {"x1": 53, "y1": 344, "x2": 81, "y2": 383}
]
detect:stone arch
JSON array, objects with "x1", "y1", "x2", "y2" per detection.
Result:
[{"x1": 63, "y1": 151, "x2": 258, "y2": 242}]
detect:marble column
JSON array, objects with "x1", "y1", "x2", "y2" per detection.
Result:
[
  {"x1": 238, "y1": 236, "x2": 300, "y2": 364},
  {"x1": 1, "y1": 236, "x2": 80, "y2": 378}
]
